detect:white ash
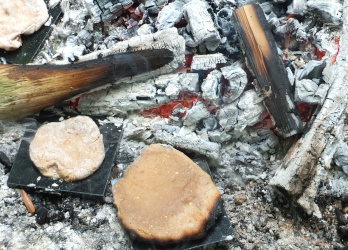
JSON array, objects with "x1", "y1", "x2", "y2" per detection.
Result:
[
  {"x1": 312, "y1": 27, "x2": 341, "y2": 57},
  {"x1": 235, "y1": 90, "x2": 267, "y2": 133},
  {"x1": 77, "y1": 72, "x2": 198, "y2": 116},
  {"x1": 153, "y1": 125, "x2": 221, "y2": 162},
  {"x1": 201, "y1": 70, "x2": 222, "y2": 106},
  {"x1": 334, "y1": 141, "x2": 348, "y2": 175},
  {"x1": 155, "y1": 0, "x2": 185, "y2": 30},
  {"x1": 294, "y1": 79, "x2": 329, "y2": 105},
  {"x1": 306, "y1": 0, "x2": 343, "y2": 26},
  {"x1": 221, "y1": 65, "x2": 248, "y2": 103},
  {"x1": 296, "y1": 60, "x2": 327, "y2": 81},
  {"x1": 235, "y1": 0, "x2": 257, "y2": 8},
  {"x1": 260, "y1": 2, "x2": 273, "y2": 15},
  {"x1": 84, "y1": 0, "x2": 133, "y2": 23},
  {"x1": 273, "y1": 18, "x2": 309, "y2": 45},
  {"x1": 286, "y1": 67, "x2": 295, "y2": 86},
  {"x1": 183, "y1": 0, "x2": 221, "y2": 51},
  {"x1": 191, "y1": 53, "x2": 227, "y2": 71},
  {"x1": 217, "y1": 101, "x2": 239, "y2": 132},
  {"x1": 286, "y1": 0, "x2": 307, "y2": 16},
  {"x1": 183, "y1": 101, "x2": 211, "y2": 127},
  {"x1": 136, "y1": 23, "x2": 154, "y2": 35}
]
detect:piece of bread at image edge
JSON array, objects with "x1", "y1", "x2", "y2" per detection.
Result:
[{"x1": 112, "y1": 144, "x2": 222, "y2": 244}]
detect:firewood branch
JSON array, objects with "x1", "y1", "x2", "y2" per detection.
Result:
[{"x1": 270, "y1": 0, "x2": 348, "y2": 218}]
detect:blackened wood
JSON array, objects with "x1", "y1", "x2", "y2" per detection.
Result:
[
  {"x1": 232, "y1": 4, "x2": 302, "y2": 138},
  {"x1": 0, "y1": 49, "x2": 174, "y2": 120}
]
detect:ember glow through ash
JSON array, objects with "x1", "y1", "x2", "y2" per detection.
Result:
[{"x1": 141, "y1": 92, "x2": 197, "y2": 118}]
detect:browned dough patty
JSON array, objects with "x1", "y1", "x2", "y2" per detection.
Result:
[
  {"x1": 29, "y1": 116, "x2": 105, "y2": 181},
  {"x1": 112, "y1": 144, "x2": 221, "y2": 244},
  {"x1": 0, "y1": 0, "x2": 49, "y2": 51}
]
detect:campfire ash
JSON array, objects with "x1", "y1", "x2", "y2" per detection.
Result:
[{"x1": 1, "y1": 0, "x2": 348, "y2": 249}]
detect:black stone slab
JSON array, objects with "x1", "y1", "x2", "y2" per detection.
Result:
[
  {"x1": 7, "y1": 116, "x2": 122, "y2": 200},
  {"x1": 0, "y1": 0, "x2": 62, "y2": 64},
  {"x1": 127, "y1": 158, "x2": 235, "y2": 250}
]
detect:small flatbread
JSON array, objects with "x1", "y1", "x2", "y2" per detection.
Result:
[
  {"x1": 112, "y1": 144, "x2": 221, "y2": 244},
  {"x1": 0, "y1": 0, "x2": 49, "y2": 51},
  {"x1": 29, "y1": 116, "x2": 105, "y2": 181}
]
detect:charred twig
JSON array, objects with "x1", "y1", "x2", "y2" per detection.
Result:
[{"x1": 232, "y1": 4, "x2": 302, "y2": 138}]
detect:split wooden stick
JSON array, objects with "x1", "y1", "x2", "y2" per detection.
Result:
[
  {"x1": 0, "y1": 49, "x2": 173, "y2": 120},
  {"x1": 232, "y1": 4, "x2": 302, "y2": 138}
]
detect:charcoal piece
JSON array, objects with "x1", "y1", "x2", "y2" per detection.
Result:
[
  {"x1": 260, "y1": 2, "x2": 273, "y2": 14},
  {"x1": 217, "y1": 102, "x2": 239, "y2": 132},
  {"x1": 236, "y1": 90, "x2": 266, "y2": 132},
  {"x1": 201, "y1": 70, "x2": 222, "y2": 106},
  {"x1": 84, "y1": 0, "x2": 132, "y2": 23},
  {"x1": 217, "y1": 8, "x2": 234, "y2": 38},
  {"x1": 154, "y1": 126, "x2": 221, "y2": 162},
  {"x1": 183, "y1": 0, "x2": 221, "y2": 51},
  {"x1": 334, "y1": 142, "x2": 348, "y2": 176},
  {"x1": 295, "y1": 79, "x2": 329, "y2": 105},
  {"x1": 306, "y1": 1, "x2": 342, "y2": 25},
  {"x1": 236, "y1": 0, "x2": 258, "y2": 8},
  {"x1": 286, "y1": 0, "x2": 307, "y2": 16},
  {"x1": 232, "y1": 4, "x2": 303, "y2": 137},
  {"x1": 35, "y1": 206, "x2": 48, "y2": 225},
  {"x1": 183, "y1": 101, "x2": 211, "y2": 127},
  {"x1": 77, "y1": 72, "x2": 197, "y2": 117},
  {"x1": 221, "y1": 65, "x2": 248, "y2": 103},
  {"x1": 191, "y1": 53, "x2": 226, "y2": 71},
  {"x1": 7, "y1": 117, "x2": 123, "y2": 200},
  {"x1": 273, "y1": 18, "x2": 309, "y2": 45},
  {"x1": 0, "y1": 0, "x2": 62, "y2": 64},
  {"x1": 297, "y1": 60, "x2": 327, "y2": 81},
  {"x1": 155, "y1": 0, "x2": 185, "y2": 30},
  {"x1": 294, "y1": 79, "x2": 320, "y2": 104}
]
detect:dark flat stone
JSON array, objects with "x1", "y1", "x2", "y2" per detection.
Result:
[{"x1": 7, "y1": 115, "x2": 122, "y2": 201}]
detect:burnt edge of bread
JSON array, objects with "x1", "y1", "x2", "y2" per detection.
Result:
[{"x1": 126, "y1": 196, "x2": 223, "y2": 246}]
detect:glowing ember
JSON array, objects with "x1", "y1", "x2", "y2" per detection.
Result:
[
  {"x1": 70, "y1": 97, "x2": 81, "y2": 110},
  {"x1": 296, "y1": 102, "x2": 317, "y2": 122},
  {"x1": 331, "y1": 37, "x2": 340, "y2": 65},
  {"x1": 141, "y1": 92, "x2": 197, "y2": 118},
  {"x1": 282, "y1": 11, "x2": 294, "y2": 23},
  {"x1": 316, "y1": 49, "x2": 326, "y2": 60},
  {"x1": 174, "y1": 54, "x2": 193, "y2": 73},
  {"x1": 251, "y1": 112, "x2": 275, "y2": 130}
]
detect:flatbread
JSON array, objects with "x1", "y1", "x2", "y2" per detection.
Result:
[
  {"x1": 112, "y1": 144, "x2": 221, "y2": 244},
  {"x1": 0, "y1": 0, "x2": 49, "y2": 51},
  {"x1": 29, "y1": 116, "x2": 105, "y2": 181}
]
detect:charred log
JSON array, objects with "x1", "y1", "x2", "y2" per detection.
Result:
[{"x1": 232, "y1": 4, "x2": 303, "y2": 138}]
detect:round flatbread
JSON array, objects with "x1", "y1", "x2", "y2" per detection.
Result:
[
  {"x1": 112, "y1": 144, "x2": 221, "y2": 244},
  {"x1": 0, "y1": 0, "x2": 49, "y2": 51},
  {"x1": 29, "y1": 116, "x2": 105, "y2": 181}
]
